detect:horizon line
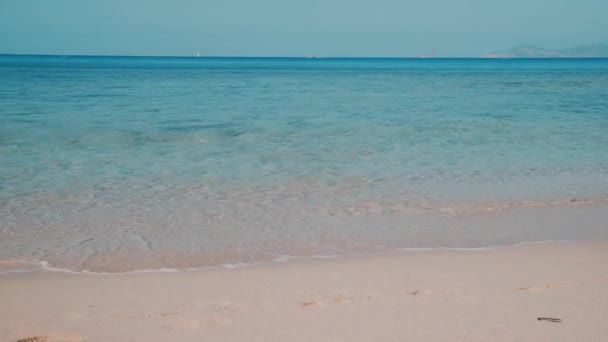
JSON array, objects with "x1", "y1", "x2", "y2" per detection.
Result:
[
  {"x1": 0, "y1": 53, "x2": 483, "y2": 59},
  {"x1": 2, "y1": 53, "x2": 608, "y2": 60}
]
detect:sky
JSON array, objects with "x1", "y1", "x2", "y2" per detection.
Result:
[{"x1": 0, "y1": 0, "x2": 606, "y2": 57}]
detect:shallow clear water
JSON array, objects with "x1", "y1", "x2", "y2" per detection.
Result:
[{"x1": 1, "y1": 55, "x2": 608, "y2": 272}]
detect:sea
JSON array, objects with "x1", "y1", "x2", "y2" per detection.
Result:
[{"x1": 1, "y1": 55, "x2": 608, "y2": 273}]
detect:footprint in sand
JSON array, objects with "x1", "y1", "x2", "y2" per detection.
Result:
[
  {"x1": 299, "y1": 293, "x2": 371, "y2": 308},
  {"x1": 210, "y1": 302, "x2": 244, "y2": 313},
  {"x1": 405, "y1": 289, "x2": 433, "y2": 296},
  {"x1": 405, "y1": 289, "x2": 481, "y2": 304},
  {"x1": 299, "y1": 301, "x2": 327, "y2": 308},
  {"x1": 158, "y1": 300, "x2": 252, "y2": 331},
  {"x1": 190, "y1": 300, "x2": 253, "y2": 313},
  {"x1": 517, "y1": 284, "x2": 560, "y2": 292},
  {"x1": 17, "y1": 336, "x2": 83, "y2": 342}
]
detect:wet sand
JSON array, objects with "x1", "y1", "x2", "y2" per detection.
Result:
[{"x1": 1, "y1": 242, "x2": 608, "y2": 341}]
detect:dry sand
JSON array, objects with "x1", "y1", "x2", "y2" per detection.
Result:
[{"x1": 1, "y1": 242, "x2": 608, "y2": 341}]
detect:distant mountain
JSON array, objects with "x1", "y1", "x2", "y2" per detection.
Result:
[{"x1": 485, "y1": 44, "x2": 608, "y2": 58}]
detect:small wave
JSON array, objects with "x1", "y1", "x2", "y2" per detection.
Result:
[
  {"x1": 0, "y1": 239, "x2": 577, "y2": 276},
  {"x1": 436, "y1": 196, "x2": 608, "y2": 216}
]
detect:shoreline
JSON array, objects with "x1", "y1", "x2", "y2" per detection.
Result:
[
  {"x1": 0, "y1": 238, "x2": 579, "y2": 276},
  {"x1": 3, "y1": 200, "x2": 608, "y2": 274},
  {"x1": 2, "y1": 241, "x2": 608, "y2": 341}
]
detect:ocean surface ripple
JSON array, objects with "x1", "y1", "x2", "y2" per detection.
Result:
[{"x1": 1, "y1": 56, "x2": 608, "y2": 272}]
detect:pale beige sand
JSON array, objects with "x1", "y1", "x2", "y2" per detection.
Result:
[{"x1": 1, "y1": 242, "x2": 608, "y2": 341}]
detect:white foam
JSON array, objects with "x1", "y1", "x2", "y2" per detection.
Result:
[{"x1": 0, "y1": 239, "x2": 577, "y2": 276}]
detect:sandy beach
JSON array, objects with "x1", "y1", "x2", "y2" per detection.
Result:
[
  {"x1": 3, "y1": 2, "x2": 608, "y2": 341},
  {"x1": 1, "y1": 242, "x2": 607, "y2": 341}
]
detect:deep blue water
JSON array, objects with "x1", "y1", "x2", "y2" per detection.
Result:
[{"x1": 1, "y1": 55, "x2": 608, "y2": 271}]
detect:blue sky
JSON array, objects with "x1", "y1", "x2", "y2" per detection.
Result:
[{"x1": 0, "y1": 0, "x2": 606, "y2": 57}]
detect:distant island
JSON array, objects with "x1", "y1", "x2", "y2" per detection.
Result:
[{"x1": 485, "y1": 44, "x2": 608, "y2": 58}]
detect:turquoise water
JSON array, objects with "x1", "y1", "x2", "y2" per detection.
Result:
[{"x1": 1, "y1": 55, "x2": 608, "y2": 272}]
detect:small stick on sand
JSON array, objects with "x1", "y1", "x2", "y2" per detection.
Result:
[{"x1": 537, "y1": 317, "x2": 562, "y2": 323}]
